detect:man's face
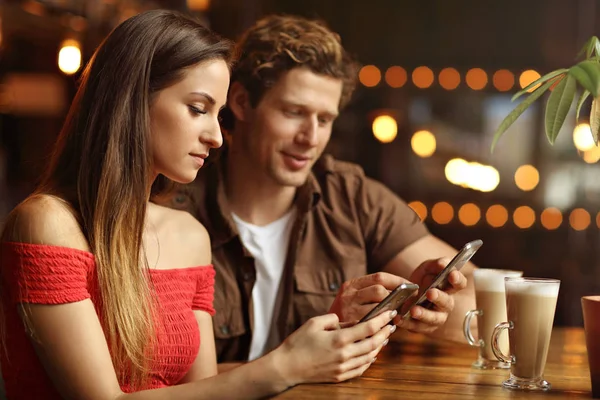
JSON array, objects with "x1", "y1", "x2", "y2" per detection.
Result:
[{"x1": 238, "y1": 67, "x2": 343, "y2": 187}]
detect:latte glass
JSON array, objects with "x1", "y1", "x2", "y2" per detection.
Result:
[
  {"x1": 492, "y1": 277, "x2": 560, "y2": 391},
  {"x1": 463, "y1": 268, "x2": 523, "y2": 369}
]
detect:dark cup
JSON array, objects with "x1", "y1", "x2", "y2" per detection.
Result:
[{"x1": 582, "y1": 296, "x2": 600, "y2": 398}]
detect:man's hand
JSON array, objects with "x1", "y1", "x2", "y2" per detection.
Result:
[
  {"x1": 395, "y1": 258, "x2": 468, "y2": 334},
  {"x1": 328, "y1": 272, "x2": 412, "y2": 322}
]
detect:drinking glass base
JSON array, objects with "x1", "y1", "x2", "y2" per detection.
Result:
[
  {"x1": 471, "y1": 357, "x2": 511, "y2": 370},
  {"x1": 502, "y1": 375, "x2": 551, "y2": 391}
]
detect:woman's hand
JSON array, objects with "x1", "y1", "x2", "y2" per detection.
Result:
[{"x1": 272, "y1": 310, "x2": 396, "y2": 387}]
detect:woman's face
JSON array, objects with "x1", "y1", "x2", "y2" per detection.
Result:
[{"x1": 150, "y1": 59, "x2": 230, "y2": 183}]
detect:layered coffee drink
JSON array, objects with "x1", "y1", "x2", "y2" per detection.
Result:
[
  {"x1": 463, "y1": 269, "x2": 522, "y2": 369},
  {"x1": 492, "y1": 277, "x2": 560, "y2": 391}
]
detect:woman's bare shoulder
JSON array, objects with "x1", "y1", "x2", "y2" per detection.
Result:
[{"x1": 2, "y1": 194, "x2": 90, "y2": 251}]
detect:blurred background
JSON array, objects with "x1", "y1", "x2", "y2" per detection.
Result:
[{"x1": 1, "y1": 0, "x2": 599, "y2": 327}]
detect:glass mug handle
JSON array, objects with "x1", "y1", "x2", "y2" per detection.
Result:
[
  {"x1": 463, "y1": 309, "x2": 483, "y2": 347},
  {"x1": 491, "y1": 321, "x2": 515, "y2": 364}
]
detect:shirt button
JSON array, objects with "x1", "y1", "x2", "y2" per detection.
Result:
[
  {"x1": 243, "y1": 271, "x2": 254, "y2": 281},
  {"x1": 220, "y1": 325, "x2": 230, "y2": 335},
  {"x1": 329, "y1": 282, "x2": 340, "y2": 291}
]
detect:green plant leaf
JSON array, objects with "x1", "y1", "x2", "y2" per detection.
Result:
[
  {"x1": 568, "y1": 61, "x2": 600, "y2": 97},
  {"x1": 545, "y1": 75, "x2": 576, "y2": 144},
  {"x1": 576, "y1": 90, "x2": 591, "y2": 123},
  {"x1": 511, "y1": 69, "x2": 567, "y2": 102},
  {"x1": 491, "y1": 79, "x2": 555, "y2": 152},
  {"x1": 590, "y1": 98, "x2": 600, "y2": 145},
  {"x1": 577, "y1": 36, "x2": 600, "y2": 59}
]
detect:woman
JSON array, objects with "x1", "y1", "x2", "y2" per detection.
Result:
[{"x1": 0, "y1": 9, "x2": 395, "y2": 399}]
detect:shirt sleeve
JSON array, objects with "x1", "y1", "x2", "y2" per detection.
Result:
[
  {"x1": 1, "y1": 242, "x2": 93, "y2": 305},
  {"x1": 356, "y1": 177, "x2": 429, "y2": 272},
  {"x1": 191, "y1": 265, "x2": 216, "y2": 315}
]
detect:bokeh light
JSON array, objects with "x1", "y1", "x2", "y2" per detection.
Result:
[
  {"x1": 519, "y1": 70, "x2": 541, "y2": 92},
  {"x1": 438, "y1": 68, "x2": 460, "y2": 90},
  {"x1": 465, "y1": 68, "x2": 488, "y2": 90},
  {"x1": 513, "y1": 206, "x2": 536, "y2": 229},
  {"x1": 540, "y1": 207, "x2": 563, "y2": 230},
  {"x1": 385, "y1": 66, "x2": 408, "y2": 88},
  {"x1": 412, "y1": 66, "x2": 434, "y2": 89},
  {"x1": 570, "y1": 208, "x2": 591, "y2": 231},
  {"x1": 514, "y1": 165, "x2": 539, "y2": 191},
  {"x1": 372, "y1": 115, "x2": 398, "y2": 143},
  {"x1": 58, "y1": 39, "x2": 81, "y2": 75},
  {"x1": 486, "y1": 205, "x2": 508, "y2": 228},
  {"x1": 458, "y1": 203, "x2": 481, "y2": 226},
  {"x1": 408, "y1": 201, "x2": 427, "y2": 221},
  {"x1": 492, "y1": 69, "x2": 515, "y2": 91},
  {"x1": 432, "y1": 202, "x2": 454, "y2": 224},
  {"x1": 411, "y1": 130, "x2": 436, "y2": 157},
  {"x1": 359, "y1": 65, "x2": 381, "y2": 87}
]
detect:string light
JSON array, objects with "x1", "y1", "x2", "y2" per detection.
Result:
[
  {"x1": 412, "y1": 66, "x2": 434, "y2": 89},
  {"x1": 519, "y1": 70, "x2": 541, "y2": 92},
  {"x1": 486, "y1": 205, "x2": 508, "y2": 228},
  {"x1": 359, "y1": 65, "x2": 381, "y2": 87},
  {"x1": 432, "y1": 202, "x2": 454, "y2": 224},
  {"x1": 385, "y1": 66, "x2": 407, "y2": 88},
  {"x1": 513, "y1": 206, "x2": 536, "y2": 229}
]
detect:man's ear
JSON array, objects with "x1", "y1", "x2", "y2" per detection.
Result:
[{"x1": 228, "y1": 81, "x2": 252, "y2": 122}]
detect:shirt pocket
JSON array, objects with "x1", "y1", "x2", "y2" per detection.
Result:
[
  {"x1": 293, "y1": 245, "x2": 368, "y2": 325},
  {"x1": 293, "y1": 267, "x2": 344, "y2": 324}
]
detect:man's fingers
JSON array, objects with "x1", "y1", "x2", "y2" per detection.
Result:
[
  {"x1": 311, "y1": 313, "x2": 341, "y2": 331},
  {"x1": 396, "y1": 317, "x2": 438, "y2": 334},
  {"x1": 339, "y1": 320, "x2": 359, "y2": 329},
  {"x1": 421, "y1": 257, "x2": 450, "y2": 276},
  {"x1": 395, "y1": 307, "x2": 445, "y2": 333},
  {"x1": 348, "y1": 272, "x2": 407, "y2": 291},
  {"x1": 447, "y1": 270, "x2": 467, "y2": 292},
  {"x1": 354, "y1": 285, "x2": 391, "y2": 304},
  {"x1": 409, "y1": 305, "x2": 447, "y2": 326},
  {"x1": 426, "y1": 289, "x2": 454, "y2": 313}
]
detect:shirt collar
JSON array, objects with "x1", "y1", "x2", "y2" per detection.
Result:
[{"x1": 210, "y1": 150, "x2": 324, "y2": 248}]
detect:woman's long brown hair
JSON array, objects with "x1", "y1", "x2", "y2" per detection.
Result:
[{"x1": 18, "y1": 9, "x2": 231, "y2": 388}]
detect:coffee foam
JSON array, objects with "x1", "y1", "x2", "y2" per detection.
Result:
[
  {"x1": 474, "y1": 269, "x2": 523, "y2": 292},
  {"x1": 505, "y1": 279, "x2": 560, "y2": 297}
]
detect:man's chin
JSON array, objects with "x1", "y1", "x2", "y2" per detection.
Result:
[{"x1": 274, "y1": 171, "x2": 310, "y2": 188}]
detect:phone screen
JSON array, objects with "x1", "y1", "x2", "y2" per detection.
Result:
[
  {"x1": 402, "y1": 239, "x2": 482, "y2": 318},
  {"x1": 359, "y1": 283, "x2": 419, "y2": 323}
]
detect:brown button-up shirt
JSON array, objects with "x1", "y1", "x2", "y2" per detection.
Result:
[{"x1": 162, "y1": 152, "x2": 428, "y2": 362}]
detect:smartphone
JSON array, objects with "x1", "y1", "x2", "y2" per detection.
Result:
[
  {"x1": 359, "y1": 282, "x2": 419, "y2": 323},
  {"x1": 402, "y1": 239, "x2": 483, "y2": 319}
]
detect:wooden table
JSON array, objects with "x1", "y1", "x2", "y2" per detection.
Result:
[{"x1": 276, "y1": 327, "x2": 592, "y2": 399}]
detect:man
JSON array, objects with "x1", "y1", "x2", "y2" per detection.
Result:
[{"x1": 162, "y1": 14, "x2": 476, "y2": 363}]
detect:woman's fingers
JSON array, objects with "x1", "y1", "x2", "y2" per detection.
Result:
[
  {"x1": 345, "y1": 323, "x2": 394, "y2": 358},
  {"x1": 340, "y1": 310, "x2": 396, "y2": 344},
  {"x1": 331, "y1": 360, "x2": 373, "y2": 383}
]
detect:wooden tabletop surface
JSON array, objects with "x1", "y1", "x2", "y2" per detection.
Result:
[{"x1": 275, "y1": 327, "x2": 592, "y2": 399}]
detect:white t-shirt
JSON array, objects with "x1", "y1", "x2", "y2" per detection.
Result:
[{"x1": 232, "y1": 208, "x2": 296, "y2": 361}]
